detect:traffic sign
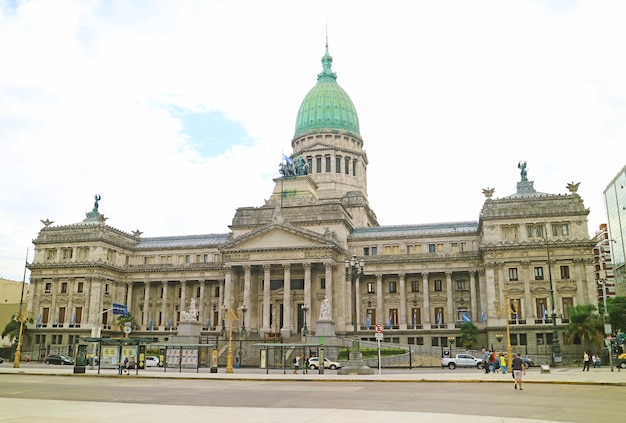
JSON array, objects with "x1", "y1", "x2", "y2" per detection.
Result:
[
  {"x1": 375, "y1": 332, "x2": 383, "y2": 340},
  {"x1": 375, "y1": 324, "x2": 383, "y2": 334}
]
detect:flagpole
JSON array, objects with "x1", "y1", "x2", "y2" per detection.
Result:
[{"x1": 13, "y1": 248, "x2": 29, "y2": 368}]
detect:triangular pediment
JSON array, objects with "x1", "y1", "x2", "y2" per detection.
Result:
[{"x1": 221, "y1": 223, "x2": 338, "y2": 252}]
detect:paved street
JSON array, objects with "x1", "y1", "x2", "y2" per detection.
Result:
[{"x1": 1, "y1": 364, "x2": 624, "y2": 422}]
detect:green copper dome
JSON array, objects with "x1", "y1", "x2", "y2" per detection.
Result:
[{"x1": 293, "y1": 45, "x2": 361, "y2": 140}]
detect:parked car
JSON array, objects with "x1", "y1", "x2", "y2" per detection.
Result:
[
  {"x1": 441, "y1": 354, "x2": 483, "y2": 370},
  {"x1": 44, "y1": 354, "x2": 74, "y2": 365},
  {"x1": 521, "y1": 356, "x2": 534, "y2": 368},
  {"x1": 0, "y1": 356, "x2": 4, "y2": 364},
  {"x1": 308, "y1": 357, "x2": 341, "y2": 370},
  {"x1": 145, "y1": 356, "x2": 160, "y2": 367},
  {"x1": 616, "y1": 353, "x2": 626, "y2": 369}
]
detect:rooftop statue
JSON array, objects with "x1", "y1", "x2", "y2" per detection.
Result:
[
  {"x1": 517, "y1": 161, "x2": 528, "y2": 182},
  {"x1": 93, "y1": 194, "x2": 101, "y2": 211},
  {"x1": 279, "y1": 155, "x2": 309, "y2": 177}
]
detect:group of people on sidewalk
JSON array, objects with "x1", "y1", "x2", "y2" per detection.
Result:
[
  {"x1": 582, "y1": 351, "x2": 602, "y2": 370},
  {"x1": 293, "y1": 355, "x2": 310, "y2": 374},
  {"x1": 481, "y1": 348, "x2": 526, "y2": 390}
]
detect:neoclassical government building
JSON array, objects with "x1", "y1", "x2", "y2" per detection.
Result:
[{"x1": 25, "y1": 44, "x2": 597, "y2": 357}]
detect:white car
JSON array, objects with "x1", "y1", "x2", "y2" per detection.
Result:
[
  {"x1": 308, "y1": 357, "x2": 341, "y2": 370},
  {"x1": 145, "y1": 356, "x2": 160, "y2": 367}
]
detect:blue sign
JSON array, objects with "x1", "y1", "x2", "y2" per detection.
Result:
[{"x1": 112, "y1": 303, "x2": 128, "y2": 316}]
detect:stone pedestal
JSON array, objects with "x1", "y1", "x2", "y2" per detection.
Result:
[
  {"x1": 170, "y1": 320, "x2": 201, "y2": 344},
  {"x1": 337, "y1": 338, "x2": 374, "y2": 375},
  {"x1": 314, "y1": 319, "x2": 336, "y2": 337}
]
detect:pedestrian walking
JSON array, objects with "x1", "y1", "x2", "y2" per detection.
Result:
[
  {"x1": 582, "y1": 352, "x2": 590, "y2": 371},
  {"x1": 499, "y1": 352, "x2": 508, "y2": 374},
  {"x1": 481, "y1": 348, "x2": 490, "y2": 374},
  {"x1": 303, "y1": 355, "x2": 309, "y2": 374},
  {"x1": 512, "y1": 353, "x2": 526, "y2": 390},
  {"x1": 293, "y1": 355, "x2": 300, "y2": 374},
  {"x1": 592, "y1": 354, "x2": 597, "y2": 368}
]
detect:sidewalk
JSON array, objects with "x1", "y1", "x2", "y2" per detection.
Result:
[{"x1": 2, "y1": 364, "x2": 625, "y2": 386}]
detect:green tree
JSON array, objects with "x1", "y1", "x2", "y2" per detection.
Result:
[
  {"x1": 606, "y1": 296, "x2": 626, "y2": 333},
  {"x1": 459, "y1": 322, "x2": 478, "y2": 349},
  {"x1": 563, "y1": 304, "x2": 603, "y2": 349},
  {"x1": 116, "y1": 314, "x2": 137, "y2": 334}
]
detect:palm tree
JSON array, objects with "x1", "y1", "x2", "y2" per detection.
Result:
[
  {"x1": 116, "y1": 314, "x2": 137, "y2": 333},
  {"x1": 459, "y1": 322, "x2": 478, "y2": 349},
  {"x1": 563, "y1": 304, "x2": 603, "y2": 349}
]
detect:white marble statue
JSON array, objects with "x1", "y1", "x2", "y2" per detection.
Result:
[
  {"x1": 319, "y1": 297, "x2": 331, "y2": 320},
  {"x1": 180, "y1": 298, "x2": 199, "y2": 321}
]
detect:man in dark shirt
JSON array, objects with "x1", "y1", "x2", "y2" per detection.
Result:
[{"x1": 512, "y1": 353, "x2": 526, "y2": 390}]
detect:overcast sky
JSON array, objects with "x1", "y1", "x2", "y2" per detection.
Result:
[{"x1": 1, "y1": 0, "x2": 625, "y2": 281}]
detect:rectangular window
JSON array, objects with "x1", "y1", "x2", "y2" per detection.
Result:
[
  {"x1": 42, "y1": 307, "x2": 49, "y2": 324},
  {"x1": 352, "y1": 159, "x2": 357, "y2": 176},
  {"x1": 214, "y1": 286, "x2": 220, "y2": 297},
  {"x1": 428, "y1": 244, "x2": 436, "y2": 253},
  {"x1": 456, "y1": 280, "x2": 467, "y2": 291},
  {"x1": 536, "y1": 333, "x2": 544, "y2": 345},
  {"x1": 45, "y1": 283, "x2": 51, "y2": 293},
  {"x1": 325, "y1": 155, "x2": 331, "y2": 172},
  {"x1": 388, "y1": 281, "x2": 397, "y2": 293},
  {"x1": 408, "y1": 245, "x2": 420, "y2": 254},
  {"x1": 552, "y1": 223, "x2": 570, "y2": 236},
  {"x1": 519, "y1": 333, "x2": 527, "y2": 345},
  {"x1": 389, "y1": 308, "x2": 398, "y2": 326},
  {"x1": 320, "y1": 278, "x2": 326, "y2": 290},
  {"x1": 411, "y1": 308, "x2": 421, "y2": 325},
  {"x1": 363, "y1": 247, "x2": 369, "y2": 256},
  {"x1": 562, "y1": 297, "x2": 574, "y2": 319},
  {"x1": 503, "y1": 225, "x2": 520, "y2": 241},
  {"x1": 508, "y1": 268, "x2": 519, "y2": 281},
  {"x1": 77, "y1": 281, "x2": 83, "y2": 293},
  {"x1": 75, "y1": 307, "x2": 82, "y2": 324},
  {"x1": 431, "y1": 337, "x2": 439, "y2": 347},
  {"x1": 367, "y1": 282, "x2": 375, "y2": 294},
  {"x1": 434, "y1": 307, "x2": 444, "y2": 325},
  {"x1": 560, "y1": 266, "x2": 570, "y2": 279},
  {"x1": 58, "y1": 307, "x2": 66, "y2": 324},
  {"x1": 104, "y1": 284, "x2": 109, "y2": 294},
  {"x1": 371, "y1": 247, "x2": 377, "y2": 256},
  {"x1": 316, "y1": 156, "x2": 322, "y2": 173},
  {"x1": 384, "y1": 245, "x2": 399, "y2": 255},
  {"x1": 196, "y1": 286, "x2": 201, "y2": 297},
  {"x1": 307, "y1": 157, "x2": 313, "y2": 172},
  {"x1": 451, "y1": 243, "x2": 458, "y2": 253},
  {"x1": 527, "y1": 225, "x2": 544, "y2": 238},
  {"x1": 411, "y1": 280, "x2": 420, "y2": 292},
  {"x1": 61, "y1": 282, "x2": 67, "y2": 293},
  {"x1": 534, "y1": 267, "x2": 544, "y2": 280},
  {"x1": 178, "y1": 287, "x2": 182, "y2": 297},
  {"x1": 345, "y1": 156, "x2": 350, "y2": 174},
  {"x1": 536, "y1": 297, "x2": 548, "y2": 319},
  {"x1": 510, "y1": 299, "x2": 521, "y2": 319},
  {"x1": 434, "y1": 280, "x2": 442, "y2": 292},
  {"x1": 335, "y1": 156, "x2": 341, "y2": 173},
  {"x1": 436, "y1": 243, "x2": 444, "y2": 252}
]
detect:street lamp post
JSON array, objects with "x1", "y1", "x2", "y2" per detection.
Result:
[
  {"x1": 302, "y1": 305, "x2": 308, "y2": 338},
  {"x1": 345, "y1": 255, "x2": 365, "y2": 334},
  {"x1": 545, "y1": 229, "x2": 562, "y2": 366},
  {"x1": 222, "y1": 304, "x2": 241, "y2": 374},
  {"x1": 447, "y1": 336, "x2": 455, "y2": 354},
  {"x1": 494, "y1": 297, "x2": 517, "y2": 371},
  {"x1": 12, "y1": 249, "x2": 28, "y2": 369},
  {"x1": 596, "y1": 238, "x2": 616, "y2": 371}
]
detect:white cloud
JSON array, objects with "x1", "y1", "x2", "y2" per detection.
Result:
[{"x1": 1, "y1": 0, "x2": 625, "y2": 279}]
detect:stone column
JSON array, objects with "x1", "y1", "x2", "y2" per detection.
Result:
[
  {"x1": 243, "y1": 265, "x2": 251, "y2": 331},
  {"x1": 304, "y1": 262, "x2": 312, "y2": 331},
  {"x1": 126, "y1": 281, "x2": 133, "y2": 313},
  {"x1": 282, "y1": 263, "x2": 291, "y2": 336},
  {"x1": 355, "y1": 274, "x2": 361, "y2": 330},
  {"x1": 325, "y1": 262, "x2": 333, "y2": 316},
  {"x1": 399, "y1": 272, "x2": 407, "y2": 330},
  {"x1": 446, "y1": 272, "x2": 454, "y2": 328},
  {"x1": 376, "y1": 274, "x2": 383, "y2": 324},
  {"x1": 522, "y1": 262, "x2": 532, "y2": 320},
  {"x1": 262, "y1": 264, "x2": 271, "y2": 333},
  {"x1": 485, "y1": 264, "x2": 498, "y2": 325},
  {"x1": 143, "y1": 281, "x2": 150, "y2": 328},
  {"x1": 223, "y1": 266, "x2": 232, "y2": 329},
  {"x1": 180, "y1": 280, "x2": 187, "y2": 316},
  {"x1": 199, "y1": 280, "x2": 206, "y2": 327},
  {"x1": 161, "y1": 281, "x2": 168, "y2": 330},
  {"x1": 469, "y1": 271, "x2": 477, "y2": 322},
  {"x1": 422, "y1": 273, "x2": 430, "y2": 329}
]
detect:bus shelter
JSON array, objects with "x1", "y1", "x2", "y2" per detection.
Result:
[
  {"x1": 82, "y1": 337, "x2": 157, "y2": 375},
  {"x1": 149, "y1": 343, "x2": 217, "y2": 373},
  {"x1": 252, "y1": 342, "x2": 324, "y2": 374}
]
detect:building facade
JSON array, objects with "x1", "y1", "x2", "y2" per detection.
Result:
[
  {"x1": 25, "y1": 46, "x2": 598, "y2": 359},
  {"x1": 603, "y1": 165, "x2": 626, "y2": 296}
]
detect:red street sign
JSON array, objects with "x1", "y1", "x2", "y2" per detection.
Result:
[{"x1": 375, "y1": 324, "x2": 383, "y2": 334}]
